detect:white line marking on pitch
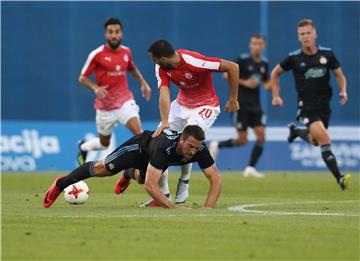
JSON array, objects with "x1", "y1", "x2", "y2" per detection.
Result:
[{"x1": 228, "y1": 200, "x2": 360, "y2": 217}]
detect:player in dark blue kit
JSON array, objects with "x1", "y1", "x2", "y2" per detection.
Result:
[
  {"x1": 271, "y1": 19, "x2": 351, "y2": 190},
  {"x1": 43, "y1": 125, "x2": 221, "y2": 209},
  {"x1": 209, "y1": 34, "x2": 271, "y2": 178}
]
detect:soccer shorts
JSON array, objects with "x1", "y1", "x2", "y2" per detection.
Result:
[
  {"x1": 104, "y1": 132, "x2": 150, "y2": 176},
  {"x1": 296, "y1": 108, "x2": 331, "y2": 129},
  {"x1": 233, "y1": 108, "x2": 266, "y2": 132},
  {"x1": 162, "y1": 100, "x2": 220, "y2": 133},
  {"x1": 96, "y1": 99, "x2": 140, "y2": 136}
]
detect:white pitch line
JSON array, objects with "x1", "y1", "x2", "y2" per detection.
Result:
[{"x1": 228, "y1": 200, "x2": 360, "y2": 217}]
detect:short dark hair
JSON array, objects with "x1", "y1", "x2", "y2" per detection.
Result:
[
  {"x1": 181, "y1": 125, "x2": 205, "y2": 141},
  {"x1": 148, "y1": 39, "x2": 175, "y2": 58},
  {"x1": 297, "y1": 19, "x2": 316, "y2": 29},
  {"x1": 104, "y1": 18, "x2": 123, "y2": 30},
  {"x1": 251, "y1": 33, "x2": 266, "y2": 41}
]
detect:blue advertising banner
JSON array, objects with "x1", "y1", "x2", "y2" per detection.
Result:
[{"x1": 1, "y1": 121, "x2": 359, "y2": 172}]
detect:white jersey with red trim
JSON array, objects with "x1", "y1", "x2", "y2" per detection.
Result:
[
  {"x1": 81, "y1": 44, "x2": 135, "y2": 111},
  {"x1": 155, "y1": 49, "x2": 221, "y2": 108}
]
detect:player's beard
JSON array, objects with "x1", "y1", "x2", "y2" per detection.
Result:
[{"x1": 107, "y1": 39, "x2": 121, "y2": 50}]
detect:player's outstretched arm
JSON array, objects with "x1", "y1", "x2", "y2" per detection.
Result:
[
  {"x1": 202, "y1": 164, "x2": 222, "y2": 208},
  {"x1": 144, "y1": 164, "x2": 177, "y2": 209},
  {"x1": 128, "y1": 66, "x2": 152, "y2": 101},
  {"x1": 152, "y1": 87, "x2": 171, "y2": 137},
  {"x1": 333, "y1": 68, "x2": 348, "y2": 105},
  {"x1": 79, "y1": 75, "x2": 109, "y2": 99},
  {"x1": 270, "y1": 65, "x2": 284, "y2": 107},
  {"x1": 219, "y1": 59, "x2": 240, "y2": 112}
]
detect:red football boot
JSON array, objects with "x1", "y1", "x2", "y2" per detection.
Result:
[
  {"x1": 114, "y1": 175, "x2": 131, "y2": 195},
  {"x1": 43, "y1": 176, "x2": 65, "y2": 208}
]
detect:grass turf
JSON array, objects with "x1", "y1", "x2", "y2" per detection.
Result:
[{"x1": 2, "y1": 172, "x2": 359, "y2": 261}]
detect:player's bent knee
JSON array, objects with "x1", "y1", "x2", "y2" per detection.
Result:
[
  {"x1": 237, "y1": 137, "x2": 248, "y2": 145},
  {"x1": 93, "y1": 160, "x2": 111, "y2": 177}
]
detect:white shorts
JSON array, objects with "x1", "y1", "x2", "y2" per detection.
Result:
[
  {"x1": 96, "y1": 99, "x2": 140, "y2": 136},
  {"x1": 165, "y1": 100, "x2": 220, "y2": 133}
]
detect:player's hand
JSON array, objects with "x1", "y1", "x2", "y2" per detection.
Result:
[
  {"x1": 272, "y1": 96, "x2": 283, "y2": 107},
  {"x1": 94, "y1": 85, "x2": 109, "y2": 99},
  {"x1": 243, "y1": 79, "x2": 259, "y2": 88},
  {"x1": 339, "y1": 92, "x2": 348, "y2": 106},
  {"x1": 152, "y1": 122, "x2": 170, "y2": 138},
  {"x1": 224, "y1": 99, "x2": 239, "y2": 112},
  {"x1": 141, "y1": 81, "x2": 152, "y2": 102}
]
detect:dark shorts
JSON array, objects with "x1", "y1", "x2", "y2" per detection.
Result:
[
  {"x1": 296, "y1": 108, "x2": 331, "y2": 129},
  {"x1": 233, "y1": 108, "x2": 266, "y2": 132},
  {"x1": 104, "y1": 134, "x2": 149, "y2": 176}
]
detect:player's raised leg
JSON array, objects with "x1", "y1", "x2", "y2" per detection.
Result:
[{"x1": 43, "y1": 160, "x2": 111, "y2": 208}]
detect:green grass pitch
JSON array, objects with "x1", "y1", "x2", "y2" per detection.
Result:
[{"x1": 2, "y1": 172, "x2": 359, "y2": 261}]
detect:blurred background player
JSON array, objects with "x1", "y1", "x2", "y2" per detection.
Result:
[
  {"x1": 44, "y1": 125, "x2": 221, "y2": 209},
  {"x1": 77, "y1": 18, "x2": 151, "y2": 165},
  {"x1": 271, "y1": 19, "x2": 351, "y2": 190},
  {"x1": 114, "y1": 39, "x2": 239, "y2": 207},
  {"x1": 209, "y1": 34, "x2": 271, "y2": 178}
]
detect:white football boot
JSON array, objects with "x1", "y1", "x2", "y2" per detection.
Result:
[
  {"x1": 175, "y1": 179, "x2": 189, "y2": 204},
  {"x1": 243, "y1": 166, "x2": 265, "y2": 178}
]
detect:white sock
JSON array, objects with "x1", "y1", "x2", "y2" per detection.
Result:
[
  {"x1": 159, "y1": 169, "x2": 170, "y2": 195},
  {"x1": 180, "y1": 163, "x2": 192, "y2": 180},
  {"x1": 80, "y1": 138, "x2": 108, "y2": 151}
]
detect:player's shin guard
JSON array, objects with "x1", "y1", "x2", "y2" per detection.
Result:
[
  {"x1": 218, "y1": 139, "x2": 237, "y2": 148},
  {"x1": 295, "y1": 128, "x2": 310, "y2": 143},
  {"x1": 56, "y1": 162, "x2": 94, "y2": 191},
  {"x1": 248, "y1": 142, "x2": 264, "y2": 167},
  {"x1": 159, "y1": 169, "x2": 170, "y2": 195},
  {"x1": 320, "y1": 144, "x2": 342, "y2": 182}
]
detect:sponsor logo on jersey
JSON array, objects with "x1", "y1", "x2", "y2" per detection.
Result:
[
  {"x1": 260, "y1": 66, "x2": 265, "y2": 74},
  {"x1": 319, "y1": 56, "x2": 327, "y2": 64},
  {"x1": 304, "y1": 67, "x2": 326, "y2": 79},
  {"x1": 184, "y1": 71, "x2": 193, "y2": 79},
  {"x1": 300, "y1": 62, "x2": 306, "y2": 67},
  {"x1": 248, "y1": 65, "x2": 253, "y2": 71}
]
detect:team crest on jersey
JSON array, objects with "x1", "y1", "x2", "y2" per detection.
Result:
[
  {"x1": 319, "y1": 56, "x2": 327, "y2": 64},
  {"x1": 123, "y1": 54, "x2": 129, "y2": 62},
  {"x1": 116, "y1": 65, "x2": 121, "y2": 71},
  {"x1": 248, "y1": 65, "x2": 253, "y2": 71},
  {"x1": 184, "y1": 71, "x2": 193, "y2": 79},
  {"x1": 300, "y1": 62, "x2": 306, "y2": 67},
  {"x1": 260, "y1": 66, "x2": 265, "y2": 74},
  {"x1": 179, "y1": 81, "x2": 186, "y2": 87}
]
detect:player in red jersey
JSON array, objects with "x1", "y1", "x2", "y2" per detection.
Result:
[
  {"x1": 77, "y1": 18, "x2": 151, "y2": 165},
  {"x1": 115, "y1": 39, "x2": 239, "y2": 206}
]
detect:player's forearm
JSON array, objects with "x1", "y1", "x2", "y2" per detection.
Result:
[
  {"x1": 79, "y1": 75, "x2": 98, "y2": 91},
  {"x1": 226, "y1": 63, "x2": 240, "y2": 101},
  {"x1": 204, "y1": 174, "x2": 221, "y2": 208},
  {"x1": 144, "y1": 183, "x2": 176, "y2": 208},
  {"x1": 129, "y1": 66, "x2": 146, "y2": 85},
  {"x1": 271, "y1": 72, "x2": 281, "y2": 97},
  {"x1": 336, "y1": 73, "x2": 347, "y2": 94},
  {"x1": 159, "y1": 88, "x2": 171, "y2": 125}
]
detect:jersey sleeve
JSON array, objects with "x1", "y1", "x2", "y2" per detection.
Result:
[
  {"x1": 279, "y1": 55, "x2": 293, "y2": 71},
  {"x1": 193, "y1": 144, "x2": 215, "y2": 169},
  {"x1": 148, "y1": 142, "x2": 169, "y2": 171},
  {"x1": 155, "y1": 64, "x2": 170, "y2": 89},
  {"x1": 80, "y1": 51, "x2": 99, "y2": 77},
  {"x1": 328, "y1": 51, "x2": 341, "y2": 70},
  {"x1": 181, "y1": 51, "x2": 221, "y2": 73}
]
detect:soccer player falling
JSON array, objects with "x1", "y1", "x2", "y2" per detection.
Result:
[
  {"x1": 271, "y1": 19, "x2": 351, "y2": 190},
  {"x1": 77, "y1": 18, "x2": 151, "y2": 165},
  {"x1": 209, "y1": 34, "x2": 271, "y2": 178},
  {"x1": 43, "y1": 125, "x2": 221, "y2": 209},
  {"x1": 114, "y1": 39, "x2": 240, "y2": 206}
]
